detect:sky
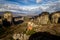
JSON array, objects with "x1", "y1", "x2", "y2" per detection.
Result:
[{"x1": 0, "y1": 0, "x2": 60, "y2": 15}]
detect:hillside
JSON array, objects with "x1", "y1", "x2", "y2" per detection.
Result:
[{"x1": 0, "y1": 11, "x2": 60, "y2": 40}]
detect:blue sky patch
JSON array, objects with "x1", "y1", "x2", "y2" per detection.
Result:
[{"x1": 0, "y1": 0, "x2": 60, "y2": 15}]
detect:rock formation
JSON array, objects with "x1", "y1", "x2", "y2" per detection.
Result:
[
  {"x1": 37, "y1": 12, "x2": 50, "y2": 24},
  {"x1": 2, "y1": 11, "x2": 13, "y2": 27},
  {"x1": 51, "y1": 11, "x2": 60, "y2": 24}
]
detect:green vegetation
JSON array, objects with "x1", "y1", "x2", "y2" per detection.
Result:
[{"x1": 26, "y1": 28, "x2": 36, "y2": 35}]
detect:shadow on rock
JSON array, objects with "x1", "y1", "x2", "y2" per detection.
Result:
[{"x1": 29, "y1": 32, "x2": 60, "y2": 40}]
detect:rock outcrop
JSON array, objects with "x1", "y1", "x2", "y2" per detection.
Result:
[
  {"x1": 51, "y1": 11, "x2": 60, "y2": 24},
  {"x1": 36, "y1": 12, "x2": 50, "y2": 24}
]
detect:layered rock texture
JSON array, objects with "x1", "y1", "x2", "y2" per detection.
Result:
[{"x1": 0, "y1": 11, "x2": 60, "y2": 40}]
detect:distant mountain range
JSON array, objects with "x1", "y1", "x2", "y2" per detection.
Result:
[{"x1": 0, "y1": 12, "x2": 39, "y2": 17}]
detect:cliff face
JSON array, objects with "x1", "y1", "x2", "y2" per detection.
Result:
[
  {"x1": 3, "y1": 11, "x2": 13, "y2": 23},
  {"x1": 1, "y1": 11, "x2": 60, "y2": 24},
  {"x1": 37, "y1": 12, "x2": 50, "y2": 24},
  {"x1": 30, "y1": 11, "x2": 60, "y2": 24},
  {"x1": 0, "y1": 11, "x2": 60, "y2": 40},
  {"x1": 51, "y1": 11, "x2": 60, "y2": 24}
]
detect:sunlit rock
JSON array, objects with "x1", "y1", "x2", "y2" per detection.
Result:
[
  {"x1": 3, "y1": 11, "x2": 13, "y2": 22},
  {"x1": 51, "y1": 11, "x2": 60, "y2": 24},
  {"x1": 37, "y1": 12, "x2": 50, "y2": 24}
]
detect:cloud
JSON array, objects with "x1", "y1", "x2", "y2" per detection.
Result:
[
  {"x1": 0, "y1": 0, "x2": 60, "y2": 15},
  {"x1": 36, "y1": 0, "x2": 42, "y2": 3},
  {"x1": 0, "y1": 3, "x2": 41, "y2": 14},
  {"x1": 42, "y1": 1, "x2": 60, "y2": 12},
  {"x1": 31, "y1": 0, "x2": 60, "y2": 13}
]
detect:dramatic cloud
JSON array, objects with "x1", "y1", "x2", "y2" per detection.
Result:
[
  {"x1": 0, "y1": 0, "x2": 60, "y2": 15},
  {"x1": 41, "y1": 1, "x2": 60, "y2": 12},
  {"x1": 36, "y1": 0, "x2": 42, "y2": 3}
]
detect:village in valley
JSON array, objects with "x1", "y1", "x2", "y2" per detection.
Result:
[{"x1": 0, "y1": 11, "x2": 60, "y2": 40}]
